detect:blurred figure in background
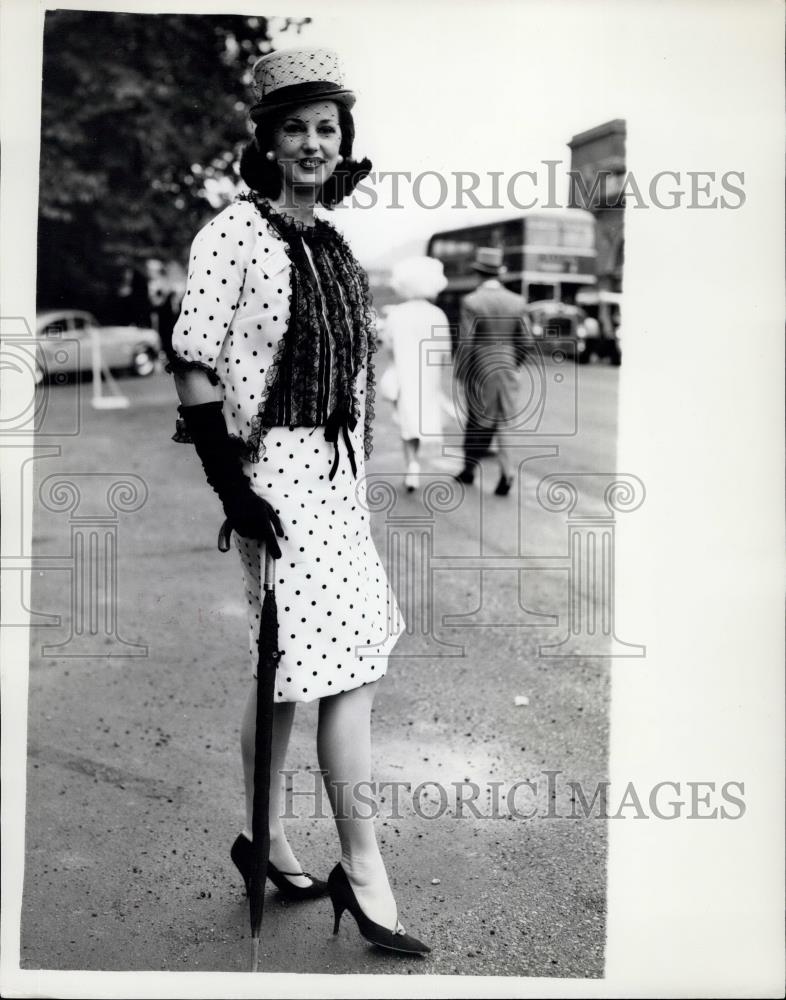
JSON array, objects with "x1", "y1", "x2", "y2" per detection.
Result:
[
  {"x1": 146, "y1": 257, "x2": 178, "y2": 362},
  {"x1": 453, "y1": 246, "x2": 528, "y2": 497},
  {"x1": 384, "y1": 256, "x2": 449, "y2": 492},
  {"x1": 107, "y1": 264, "x2": 151, "y2": 327}
]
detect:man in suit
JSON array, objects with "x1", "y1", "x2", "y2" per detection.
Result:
[{"x1": 453, "y1": 246, "x2": 529, "y2": 496}]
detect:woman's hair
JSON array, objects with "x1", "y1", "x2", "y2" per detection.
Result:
[{"x1": 239, "y1": 103, "x2": 372, "y2": 208}]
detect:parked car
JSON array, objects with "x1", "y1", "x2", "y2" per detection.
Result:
[
  {"x1": 35, "y1": 310, "x2": 160, "y2": 379},
  {"x1": 523, "y1": 300, "x2": 590, "y2": 363},
  {"x1": 576, "y1": 313, "x2": 622, "y2": 366},
  {"x1": 574, "y1": 288, "x2": 623, "y2": 365}
]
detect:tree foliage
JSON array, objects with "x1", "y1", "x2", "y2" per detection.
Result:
[{"x1": 38, "y1": 10, "x2": 310, "y2": 317}]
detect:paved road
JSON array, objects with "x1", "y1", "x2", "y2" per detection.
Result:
[{"x1": 20, "y1": 358, "x2": 618, "y2": 977}]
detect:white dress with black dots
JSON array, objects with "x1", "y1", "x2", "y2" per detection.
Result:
[{"x1": 172, "y1": 199, "x2": 403, "y2": 703}]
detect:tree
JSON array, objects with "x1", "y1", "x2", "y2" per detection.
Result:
[{"x1": 37, "y1": 10, "x2": 310, "y2": 318}]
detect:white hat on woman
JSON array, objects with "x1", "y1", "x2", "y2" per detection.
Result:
[
  {"x1": 250, "y1": 47, "x2": 356, "y2": 122},
  {"x1": 390, "y1": 256, "x2": 448, "y2": 301}
]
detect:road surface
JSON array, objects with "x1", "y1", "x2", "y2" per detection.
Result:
[{"x1": 19, "y1": 358, "x2": 620, "y2": 977}]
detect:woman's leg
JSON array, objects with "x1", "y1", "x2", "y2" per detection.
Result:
[
  {"x1": 402, "y1": 437, "x2": 420, "y2": 465},
  {"x1": 403, "y1": 437, "x2": 421, "y2": 490},
  {"x1": 317, "y1": 680, "x2": 398, "y2": 928},
  {"x1": 496, "y1": 429, "x2": 511, "y2": 480},
  {"x1": 240, "y1": 680, "x2": 312, "y2": 888}
]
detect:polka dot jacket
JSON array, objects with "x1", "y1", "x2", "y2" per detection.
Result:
[{"x1": 171, "y1": 198, "x2": 296, "y2": 451}]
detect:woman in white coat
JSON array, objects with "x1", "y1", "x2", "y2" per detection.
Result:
[{"x1": 384, "y1": 256, "x2": 449, "y2": 491}]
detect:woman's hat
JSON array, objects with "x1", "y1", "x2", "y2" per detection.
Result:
[
  {"x1": 250, "y1": 47, "x2": 356, "y2": 123},
  {"x1": 471, "y1": 246, "x2": 507, "y2": 276},
  {"x1": 390, "y1": 256, "x2": 448, "y2": 300}
]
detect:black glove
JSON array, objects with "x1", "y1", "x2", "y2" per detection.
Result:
[{"x1": 177, "y1": 401, "x2": 284, "y2": 558}]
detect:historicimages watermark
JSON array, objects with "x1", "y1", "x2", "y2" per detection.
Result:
[{"x1": 280, "y1": 770, "x2": 747, "y2": 821}]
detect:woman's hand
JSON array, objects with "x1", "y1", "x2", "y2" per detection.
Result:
[
  {"x1": 221, "y1": 488, "x2": 284, "y2": 556},
  {"x1": 176, "y1": 399, "x2": 285, "y2": 559}
]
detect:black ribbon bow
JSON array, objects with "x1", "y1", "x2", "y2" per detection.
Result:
[{"x1": 324, "y1": 403, "x2": 358, "y2": 481}]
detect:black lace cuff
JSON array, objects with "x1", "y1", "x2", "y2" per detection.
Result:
[
  {"x1": 166, "y1": 355, "x2": 220, "y2": 444},
  {"x1": 165, "y1": 354, "x2": 221, "y2": 387}
]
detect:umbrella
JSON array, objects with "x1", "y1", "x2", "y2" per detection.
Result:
[
  {"x1": 218, "y1": 519, "x2": 279, "y2": 972},
  {"x1": 248, "y1": 547, "x2": 279, "y2": 971}
]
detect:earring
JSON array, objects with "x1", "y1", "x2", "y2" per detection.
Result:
[
  {"x1": 336, "y1": 154, "x2": 344, "y2": 164},
  {"x1": 265, "y1": 151, "x2": 276, "y2": 162}
]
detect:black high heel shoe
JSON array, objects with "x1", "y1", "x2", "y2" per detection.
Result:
[
  {"x1": 327, "y1": 863, "x2": 431, "y2": 956},
  {"x1": 230, "y1": 833, "x2": 328, "y2": 901}
]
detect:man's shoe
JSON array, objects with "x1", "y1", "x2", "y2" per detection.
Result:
[
  {"x1": 494, "y1": 474, "x2": 513, "y2": 496},
  {"x1": 453, "y1": 467, "x2": 474, "y2": 485}
]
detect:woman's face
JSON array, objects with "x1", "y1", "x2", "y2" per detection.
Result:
[{"x1": 271, "y1": 101, "x2": 343, "y2": 194}]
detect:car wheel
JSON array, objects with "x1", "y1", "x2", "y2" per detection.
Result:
[{"x1": 131, "y1": 344, "x2": 157, "y2": 377}]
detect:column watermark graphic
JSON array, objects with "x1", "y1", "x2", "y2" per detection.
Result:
[
  {"x1": 359, "y1": 467, "x2": 645, "y2": 658},
  {"x1": 37, "y1": 473, "x2": 149, "y2": 657},
  {"x1": 536, "y1": 473, "x2": 645, "y2": 657},
  {"x1": 1, "y1": 317, "x2": 150, "y2": 658}
]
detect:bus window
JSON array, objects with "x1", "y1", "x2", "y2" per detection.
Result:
[
  {"x1": 428, "y1": 209, "x2": 597, "y2": 323},
  {"x1": 527, "y1": 283, "x2": 557, "y2": 302}
]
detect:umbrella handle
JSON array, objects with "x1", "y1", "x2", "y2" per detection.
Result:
[
  {"x1": 218, "y1": 518, "x2": 233, "y2": 553},
  {"x1": 263, "y1": 548, "x2": 276, "y2": 590}
]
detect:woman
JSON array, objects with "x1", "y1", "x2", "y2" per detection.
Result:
[
  {"x1": 384, "y1": 256, "x2": 449, "y2": 491},
  {"x1": 168, "y1": 47, "x2": 430, "y2": 956}
]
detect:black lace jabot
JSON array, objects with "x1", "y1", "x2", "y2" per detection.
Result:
[{"x1": 239, "y1": 192, "x2": 377, "y2": 466}]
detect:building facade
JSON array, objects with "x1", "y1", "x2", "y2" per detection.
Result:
[{"x1": 567, "y1": 119, "x2": 626, "y2": 339}]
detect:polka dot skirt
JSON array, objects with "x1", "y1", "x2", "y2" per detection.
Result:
[{"x1": 235, "y1": 421, "x2": 403, "y2": 703}]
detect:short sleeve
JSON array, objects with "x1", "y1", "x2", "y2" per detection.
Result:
[{"x1": 169, "y1": 205, "x2": 252, "y2": 384}]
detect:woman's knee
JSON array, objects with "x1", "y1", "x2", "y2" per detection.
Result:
[
  {"x1": 324, "y1": 679, "x2": 379, "y2": 709},
  {"x1": 317, "y1": 681, "x2": 379, "y2": 734}
]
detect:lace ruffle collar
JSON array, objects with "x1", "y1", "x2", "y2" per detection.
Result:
[{"x1": 237, "y1": 191, "x2": 337, "y2": 246}]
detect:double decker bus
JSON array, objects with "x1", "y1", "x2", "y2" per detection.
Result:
[{"x1": 426, "y1": 208, "x2": 597, "y2": 332}]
